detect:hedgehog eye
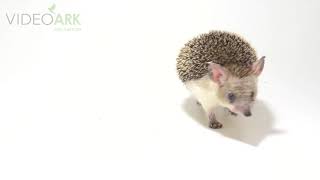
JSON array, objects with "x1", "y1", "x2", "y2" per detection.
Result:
[{"x1": 227, "y1": 93, "x2": 236, "y2": 103}]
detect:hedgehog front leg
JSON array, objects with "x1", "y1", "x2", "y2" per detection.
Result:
[
  {"x1": 208, "y1": 111, "x2": 223, "y2": 129},
  {"x1": 198, "y1": 100, "x2": 223, "y2": 129}
]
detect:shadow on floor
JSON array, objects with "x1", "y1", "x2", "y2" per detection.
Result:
[{"x1": 182, "y1": 96, "x2": 283, "y2": 146}]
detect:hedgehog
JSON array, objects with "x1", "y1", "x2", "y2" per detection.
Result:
[{"x1": 176, "y1": 31, "x2": 265, "y2": 129}]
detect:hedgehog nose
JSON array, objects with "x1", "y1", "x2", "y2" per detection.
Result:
[{"x1": 244, "y1": 111, "x2": 252, "y2": 117}]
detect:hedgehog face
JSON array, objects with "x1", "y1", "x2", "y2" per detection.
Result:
[
  {"x1": 217, "y1": 76, "x2": 257, "y2": 116},
  {"x1": 208, "y1": 57, "x2": 265, "y2": 117}
]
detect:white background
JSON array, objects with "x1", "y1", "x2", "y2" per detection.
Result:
[{"x1": 0, "y1": 0, "x2": 320, "y2": 179}]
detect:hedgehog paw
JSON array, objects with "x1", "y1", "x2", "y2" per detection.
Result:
[
  {"x1": 209, "y1": 120, "x2": 223, "y2": 129},
  {"x1": 225, "y1": 108, "x2": 237, "y2": 116},
  {"x1": 229, "y1": 111, "x2": 237, "y2": 116},
  {"x1": 208, "y1": 112, "x2": 223, "y2": 129}
]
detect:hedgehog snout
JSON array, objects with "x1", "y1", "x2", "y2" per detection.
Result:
[{"x1": 232, "y1": 105, "x2": 252, "y2": 117}]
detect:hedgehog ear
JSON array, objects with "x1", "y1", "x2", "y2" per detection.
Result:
[
  {"x1": 252, "y1": 56, "x2": 265, "y2": 76},
  {"x1": 208, "y1": 62, "x2": 229, "y2": 86}
]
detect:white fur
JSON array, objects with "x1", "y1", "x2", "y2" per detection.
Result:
[
  {"x1": 185, "y1": 74, "x2": 258, "y2": 117},
  {"x1": 185, "y1": 75, "x2": 221, "y2": 114}
]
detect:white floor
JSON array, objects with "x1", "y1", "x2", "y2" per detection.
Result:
[{"x1": 1, "y1": 0, "x2": 320, "y2": 179}]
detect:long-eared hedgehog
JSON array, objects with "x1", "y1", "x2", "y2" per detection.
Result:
[{"x1": 177, "y1": 30, "x2": 265, "y2": 129}]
